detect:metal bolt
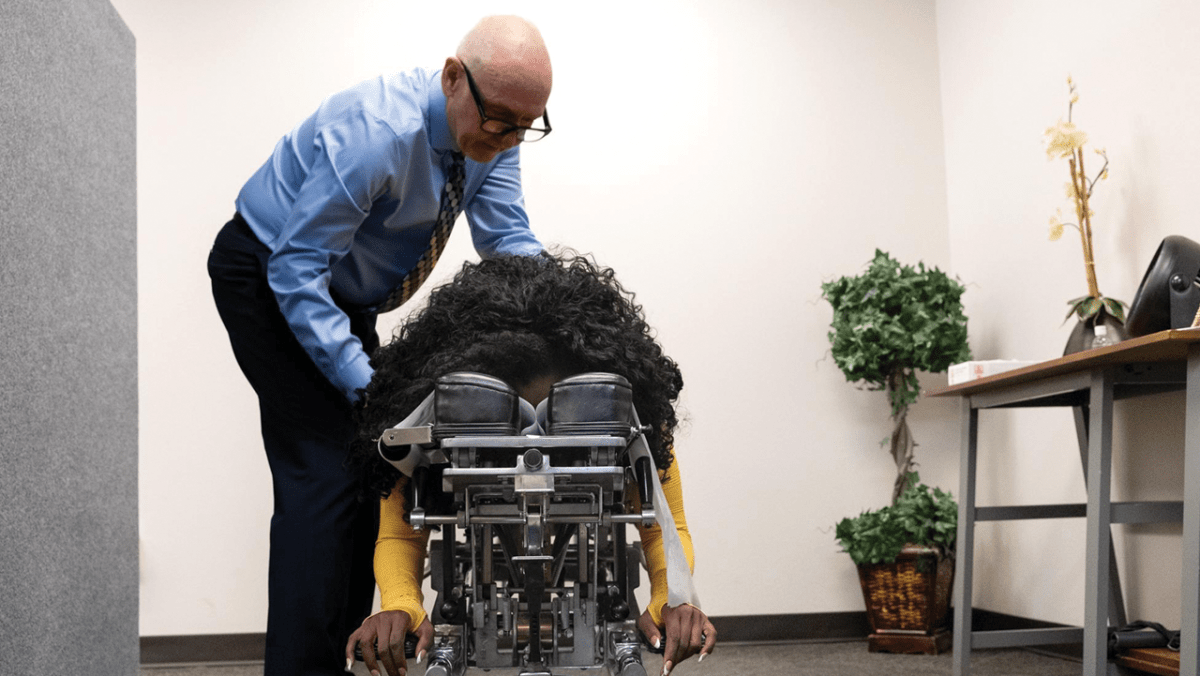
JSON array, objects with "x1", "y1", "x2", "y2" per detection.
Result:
[{"x1": 523, "y1": 448, "x2": 544, "y2": 470}]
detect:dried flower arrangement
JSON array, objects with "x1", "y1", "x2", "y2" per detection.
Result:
[{"x1": 1043, "y1": 76, "x2": 1127, "y2": 334}]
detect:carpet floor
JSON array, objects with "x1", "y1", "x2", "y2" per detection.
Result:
[{"x1": 140, "y1": 640, "x2": 1083, "y2": 676}]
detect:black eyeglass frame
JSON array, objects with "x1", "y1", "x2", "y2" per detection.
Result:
[{"x1": 460, "y1": 62, "x2": 551, "y2": 142}]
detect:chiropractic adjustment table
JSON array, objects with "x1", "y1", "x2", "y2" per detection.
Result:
[{"x1": 376, "y1": 371, "x2": 687, "y2": 676}]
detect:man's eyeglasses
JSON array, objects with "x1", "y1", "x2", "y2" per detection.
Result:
[{"x1": 460, "y1": 62, "x2": 551, "y2": 142}]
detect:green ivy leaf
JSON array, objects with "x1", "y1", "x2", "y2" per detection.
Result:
[
  {"x1": 833, "y1": 479, "x2": 957, "y2": 565},
  {"x1": 820, "y1": 251, "x2": 972, "y2": 419}
]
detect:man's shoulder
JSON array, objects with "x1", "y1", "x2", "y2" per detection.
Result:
[
  {"x1": 373, "y1": 67, "x2": 441, "y2": 106},
  {"x1": 320, "y1": 68, "x2": 440, "y2": 138}
]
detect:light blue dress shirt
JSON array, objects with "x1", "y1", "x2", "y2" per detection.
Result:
[{"x1": 236, "y1": 67, "x2": 544, "y2": 402}]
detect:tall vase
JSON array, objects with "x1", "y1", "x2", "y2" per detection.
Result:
[{"x1": 1064, "y1": 312, "x2": 1129, "y2": 355}]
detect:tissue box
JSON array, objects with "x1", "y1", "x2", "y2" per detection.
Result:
[{"x1": 948, "y1": 360, "x2": 1038, "y2": 385}]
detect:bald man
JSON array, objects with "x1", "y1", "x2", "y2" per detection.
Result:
[{"x1": 207, "y1": 16, "x2": 552, "y2": 676}]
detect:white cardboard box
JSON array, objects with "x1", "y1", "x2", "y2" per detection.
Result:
[{"x1": 948, "y1": 359, "x2": 1039, "y2": 385}]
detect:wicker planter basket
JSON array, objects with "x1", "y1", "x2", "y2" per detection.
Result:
[{"x1": 856, "y1": 543, "x2": 954, "y2": 654}]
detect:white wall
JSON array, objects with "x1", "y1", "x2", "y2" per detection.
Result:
[
  {"x1": 117, "y1": 0, "x2": 961, "y2": 636},
  {"x1": 936, "y1": 0, "x2": 1200, "y2": 627}
]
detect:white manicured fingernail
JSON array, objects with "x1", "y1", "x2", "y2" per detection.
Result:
[
  {"x1": 654, "y1": 637, "x2": 661, "y2": 649},
  {"x1": 345, "y1": 657, "x2": 354, "y2": 671},
  {"x1": 699, "y1": 652, "x2": 707, "y2": 663},
  {"x1": 662, "y1": 664, "x2": 672, "y2": 676},
  {"x1": 417, "y1": 650, "x2": 426, "y2": 664}
]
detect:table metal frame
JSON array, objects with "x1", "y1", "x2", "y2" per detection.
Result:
[{"x1": 929, "y1": 329, "x2": 1200, "y2": 676}]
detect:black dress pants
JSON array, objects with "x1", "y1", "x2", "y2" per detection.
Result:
[{"x1": 208, "y1": 213, "x2": 378, "y2": 675}]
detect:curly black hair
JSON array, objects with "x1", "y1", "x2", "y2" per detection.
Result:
[{"x1": 352, "y1": 251, "x2": 684, "y2": 499}]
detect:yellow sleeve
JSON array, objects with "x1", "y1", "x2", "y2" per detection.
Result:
[
  {"x1": 633, "y1": 452, "x2": 694, "y2": 627},
  {"x1": 375, "y1": 478, "x2": 431, "y2": 629}
]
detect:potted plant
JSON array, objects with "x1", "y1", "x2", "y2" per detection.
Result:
[
  {"x1": 1043, "y1": 76, "x2": 1128, "y2": 353},
  {"x1": 835, "y1": 475, "x2": 958, "y2": 654},
  {"x1": 820, "y1": 249, "x2": 971, "y2": 654}
]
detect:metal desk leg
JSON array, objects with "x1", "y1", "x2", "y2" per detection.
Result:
[
  {"x1": 1182, "y1": 345, "x2": 1200, "y2": 676},
  {"x1": 1083, "y1": 369, "x2": 1115, "y2": 675},
  {"x1": 1074, "y1": 405, "x2": 1128, "y2": 629},
  {"x1": 953, "y1": 398, "x2": 978, "y2": 676}
]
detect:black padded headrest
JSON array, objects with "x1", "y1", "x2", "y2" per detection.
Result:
[
  {"x1": 546, "y1": 372, "x2": 633, "y2": 437},
  {"x1": 433, "y1": 372, "x2": 520, "y2": 439}
]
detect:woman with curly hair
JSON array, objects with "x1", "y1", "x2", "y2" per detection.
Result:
[{"x1": 345, "y1": 252, "x2": 715, "y2": 676}]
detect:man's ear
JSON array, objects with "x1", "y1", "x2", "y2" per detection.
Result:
[{"x1": 442, "y1": 57, "x2": 460, "y2": 96}]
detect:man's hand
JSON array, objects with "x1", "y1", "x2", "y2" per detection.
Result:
[
  {"x1": 345, "y1": 610, "x2": 433, "y2": 676},
  {"x1": 637, "y1": 604, "x2": 717, "y2": 675}
]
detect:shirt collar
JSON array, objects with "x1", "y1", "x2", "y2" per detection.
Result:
[{"x1": 427, "y1": 72, "x2": 458, "y2": 156}]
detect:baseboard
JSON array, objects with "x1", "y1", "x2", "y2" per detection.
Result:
[
  {"x1": 139, "y1": 608, "x2": 1078, "y2": 664},
  {"x1": 140, "y1": 633, "x2": 267, "y2": 665},
  {"x1": 708, "y1": 611, "x2": 872, "y2": 644}
]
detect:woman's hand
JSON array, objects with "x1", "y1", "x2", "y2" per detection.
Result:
[
  {"x1": 637, "y1": 604, "x2": 717, "y2": 675},
  {"x1": 344, "y1": 610, "x2": 433, "y2": 676}
]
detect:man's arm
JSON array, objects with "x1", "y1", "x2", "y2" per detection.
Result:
[
  {"x1": 463, "y1": 146, "x2": 544, "y2": 257},
  {"x1": 266, "y1": 118, "x2": 401, "y2": 401}
]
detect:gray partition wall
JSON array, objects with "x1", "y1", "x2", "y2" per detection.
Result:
[{"x1": 0, "y1": 1, "x2": 138, "y2": 672}]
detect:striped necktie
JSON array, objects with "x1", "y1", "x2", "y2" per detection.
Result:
[{"x1": 376, "y1": 152, "x2": 465, "y2": 313}]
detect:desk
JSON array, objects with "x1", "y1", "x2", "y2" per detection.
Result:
[{"x1": 928, "y1": 329, "x2": 1200, "y2": 676}]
